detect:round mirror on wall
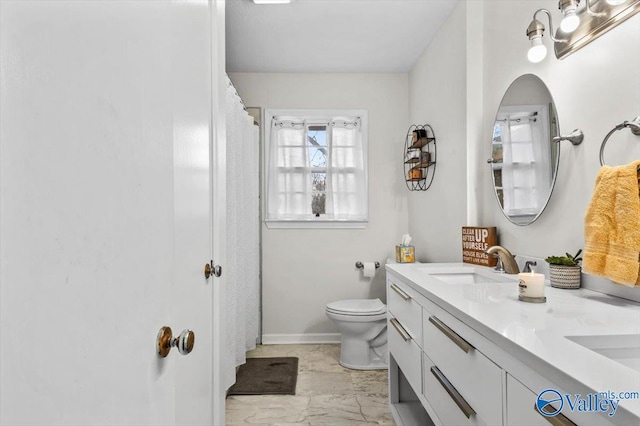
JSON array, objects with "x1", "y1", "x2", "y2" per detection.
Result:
[{"x1": 488, "y1": 74, "x2": 560, "y2": 226}]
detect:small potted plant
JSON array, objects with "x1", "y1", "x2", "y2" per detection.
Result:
[{"x1": 545, "y1": 249, "x2": 582, "y2": 289}]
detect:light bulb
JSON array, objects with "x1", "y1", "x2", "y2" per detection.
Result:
[
  {"x1": 528, "y1": 37, "x2": 547, "y2": 63},
  {"x1": 606, "y1": 0, "x2": 626, "y2": 4},
  {"x1": 560, "y1": 9, "x2": 580, "y2": 32}
]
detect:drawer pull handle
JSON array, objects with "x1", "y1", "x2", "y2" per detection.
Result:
[
  {"x1": 429, "y1": 316, "x2": 473, "y2": 353},
  {"x1": 390, "y1": 318, "x2": 411, "y2": 342},
  {"x1": 533, "y1": 403, "x2": 577, "y2": 426},
  {"x1": 431, "y1": 366, "x2": 476, "y2": 419},
  {"x1": 390, "y1": 283, "x2": 411, "y2": 301}
]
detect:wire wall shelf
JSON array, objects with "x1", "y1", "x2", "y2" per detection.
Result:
[{"x1": 404, "y1": 124, "x2": 437, "y2": 191}]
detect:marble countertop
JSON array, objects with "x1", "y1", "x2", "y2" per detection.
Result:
[{"x1": 386, "y1": 262, "x2": 640, "y2": 421}]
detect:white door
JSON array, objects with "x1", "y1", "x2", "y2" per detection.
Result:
[{"x1": 0, "y1": 1, "x2": 224, "y2": 425}]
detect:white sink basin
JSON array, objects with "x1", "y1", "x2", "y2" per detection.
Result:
[
  {"x1": 418, "y1": 266, "x2": 517, "y2": 284},
  {"x1": 566, "y1": 334, "x2": 640, "y2": 373}
]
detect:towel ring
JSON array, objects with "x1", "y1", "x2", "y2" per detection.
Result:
[{"x1": 599, "y1": 116, "x2": 640, "y2": 166}]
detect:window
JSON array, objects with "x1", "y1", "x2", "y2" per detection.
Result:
[{"x1": 264, "y1": 109, "x2": 368, "y2": 228}]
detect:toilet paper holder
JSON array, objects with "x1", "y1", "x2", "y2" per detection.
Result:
[{"x1": 355, "y1": 261, "x2": 380, "y2": 269}]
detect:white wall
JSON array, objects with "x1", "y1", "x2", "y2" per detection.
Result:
[
  {"x1": 409, "y1": 1, "x2": 640, "y2": 299},
  {"x1": 231, "y1": 0, "x2": 640, "y2": 340},
  {"x1": 229, "y1": 73, "x2": 409, "y2": 341},
  {"x1": 407, "y1": 2, "x2": 469, "y2": 261},
  {"x1": 480, "y1": 1, "x2": 640, "y2": 299}
]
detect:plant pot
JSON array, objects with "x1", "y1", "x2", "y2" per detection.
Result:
[{"x1": 549, "y1": 265, "x2": 581, "y2": 289}]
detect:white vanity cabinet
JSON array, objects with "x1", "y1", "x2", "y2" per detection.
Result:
[
  {"x1": 387, "y1": 274, "x2": 588, "y2": 426},
  {"x1": 505, "y1": 374, "x2": 552, "y2": 426},
  {"x1": 422, "y1": 299, "x2": 502, "y2": 426},
  {"x1": 386, "y1": 267, "x2": 630, "y2": 426},
  {"x1": 388, "y1": 277, "x2": 424, "y2": 398},
  {"x1": 422, "y1": 352, "x2": 487, "y2": 426},
  {"x1": 388, "y1": 276, "x2": 500, "y2": 426}
]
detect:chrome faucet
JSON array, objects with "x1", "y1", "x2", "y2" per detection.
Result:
[
  {"x1": 523, "y1": 260, "x2": 537, "y2": 273},
  {"x1": 491, "y1": 253, "x2": 505, "y2": 273},
  {"x1": 485, "y1": 245, "x2": 520, "y2": 274}
]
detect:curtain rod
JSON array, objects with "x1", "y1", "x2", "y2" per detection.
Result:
[
  {"x1": 496, "y1": 112, "x2": 538, "y2": 123},
  {"x1": 273, "y1": 118, "x2": 360, "y2": 127}
]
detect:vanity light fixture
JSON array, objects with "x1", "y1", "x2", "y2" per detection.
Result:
[
  {"x1": 559, "y1": 0, "x2": 606, "y2": 29},
  {"x1": 525, "y1": 0, "x2": 640, "y2": 61},
  {"x1": 553, "y1": 129, "x2": 585, "y2": 145},
  {"x1": 526, "y1": 9, "x2": 565, "y2": 63},
  {"x1": 559, "y1": 0, "x2": 581, "y2": 32}
]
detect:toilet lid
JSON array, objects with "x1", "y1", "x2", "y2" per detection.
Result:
[{"x1": 326, "y1": 298, "x2": 386, "y2": 315}]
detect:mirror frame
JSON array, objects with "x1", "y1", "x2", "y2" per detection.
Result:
[{"x1": 490, "y1": 74, "x2": 560, "y2": 226}]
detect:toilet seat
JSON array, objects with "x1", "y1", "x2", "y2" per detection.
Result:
[
  {"x1": 326, "y1": 310, "x2": 387, "y2": 323},
  {"x1": 326, "y1": 298, "x2": 386, "y2": 316}
]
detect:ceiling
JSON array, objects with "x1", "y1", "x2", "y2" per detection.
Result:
[{"x1": 226, "y1": 0, "x2": 459, "y2": 73}]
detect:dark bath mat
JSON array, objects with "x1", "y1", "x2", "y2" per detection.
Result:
[{"x1": 227, "y1": 357, "x2": 298, "y2": 396}]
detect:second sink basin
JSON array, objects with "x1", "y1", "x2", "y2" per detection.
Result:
[
  {"x1": 566, "y1": 334, "x2": 640, "y2": 373},
  {"x1": 419, "y1": 266, "x2": 516, "y2": 284}
]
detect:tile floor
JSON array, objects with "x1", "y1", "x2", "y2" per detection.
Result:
[{"x1": 225, "y1": 344, "x2": 395, "y2": 425}]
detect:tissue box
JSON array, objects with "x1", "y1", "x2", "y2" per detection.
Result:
[{"x1": 395, "y1": 245, "x2": 415, "y2": 263}]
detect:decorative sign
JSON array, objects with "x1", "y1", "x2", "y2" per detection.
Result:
[{"x1": 462, "y1": 227, "x2": 498, "y2": 267}]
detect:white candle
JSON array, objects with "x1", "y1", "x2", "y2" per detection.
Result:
[{"x1": 518, "y1": 272, "x2": 545, "y2": 298}]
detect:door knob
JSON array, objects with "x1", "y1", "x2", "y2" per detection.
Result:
[
  {"x1": 213, "y1": 264, "x2": 222, "y2": 277},
  {"x1": 204, "y1": 260, "x2": 222, "y2": 278},
  {"x1": 156, "y1": 326, "x2": 195, "y2": 358}
]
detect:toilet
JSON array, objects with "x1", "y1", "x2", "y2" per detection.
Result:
[{"x1": 325, "y1": 298, "x2": 388, "y2": 370}]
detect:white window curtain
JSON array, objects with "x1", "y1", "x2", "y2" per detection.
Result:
[
  {"x1": 266, "y1": 114, "x2": 366, "y2": 225},
  {"x1": 326, "y1": 119, "x2": 367, "y2": 221},
  {"x1": 501, "y1": 116, "x2": 538, "y2": 216},
  {"x1": 266, "y1": 119, "x2": 310, "y2": 220}
]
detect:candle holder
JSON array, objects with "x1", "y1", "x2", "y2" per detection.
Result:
[
  {"x1": 518, "y1": 272, "x2": 546, "y2": 301},
  {"x1": 518, "y1": 295, "x2": 547, "y2": 303}
]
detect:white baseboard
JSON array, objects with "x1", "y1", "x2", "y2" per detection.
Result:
[{"x1": 261, "y1": 333, "x2": 341, "y2": 345}]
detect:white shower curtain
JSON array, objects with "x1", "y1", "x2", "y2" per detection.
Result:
[{"x1": 224, "y1": 78, "x2": 260, "y2": 391}]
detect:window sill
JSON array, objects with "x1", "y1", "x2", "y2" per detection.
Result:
[{"x1": 264, "y1": 219, "x2": 367, "y2": 229}]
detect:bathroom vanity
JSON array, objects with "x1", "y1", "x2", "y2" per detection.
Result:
[{"x1": 386, "y1": 263, "x2": 640, "y2": 426}]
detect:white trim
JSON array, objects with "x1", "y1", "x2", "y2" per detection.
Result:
[
  {"x1": 265, "y1": 219, "x2": 367, "y2": 229},
  {"x1": 262, "y1": 333, "x2": 341, "y2": 344},
  {"x1": 209, "y1": 1, "x2": 226, "y2": 425}
]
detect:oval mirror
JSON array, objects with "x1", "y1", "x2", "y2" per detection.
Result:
[{"x1": 489, "y1": 74, "x2": 560, "y2": 226}]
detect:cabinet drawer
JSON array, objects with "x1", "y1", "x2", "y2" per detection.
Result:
[
  {"x1": 506, "y1": 374, "x2": 552, "y2": 426},
  {"x1": 423, "y1": 311, "x2": 502, "y2": 426},
  {"x1": 388, "y1": 315, "x2": 422, "y2": 395},
  {"x1": 387, "y1": 279, "x2": 422, "y2": 345},
  {"x1": 423, "y1": 352, "x2": 486, "y2": 426}
]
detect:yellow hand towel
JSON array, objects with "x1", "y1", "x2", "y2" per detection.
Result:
[{"x1": 584, "y1": 160, "x2": 640, "y2": 286}]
